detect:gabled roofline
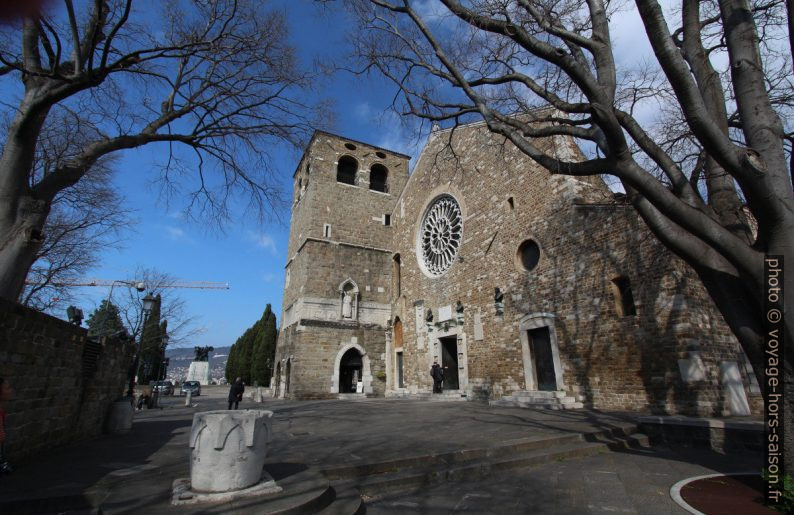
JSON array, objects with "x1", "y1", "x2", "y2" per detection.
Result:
[{"x1": 293, "y1": 129, "x2": 412, "y2": 178}]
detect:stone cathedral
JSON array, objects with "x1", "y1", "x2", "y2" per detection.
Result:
[{"x1": 272, "y1": 120, "x2": 761, "y2": 417}]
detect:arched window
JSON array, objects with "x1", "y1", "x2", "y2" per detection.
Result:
[
  {"x1": 369, "y1": 164, "x2": 388, "y2": 193},
  {"x1": 611, "y1": 276, "x2": 636, "y2": 316},
  {"x1": 337, "y1": 156, "x2": 357, "y2": 185},
  {"x1": 392, "y1": 253, "x2": 401, "y2": 298}
]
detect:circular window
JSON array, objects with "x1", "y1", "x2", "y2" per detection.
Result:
[
  {"x1": 517, "y1": 240, "x2": 541, "y2": 271},
  {"x1": 419, "y1": 195, "x2": 463, "y2": 276}
]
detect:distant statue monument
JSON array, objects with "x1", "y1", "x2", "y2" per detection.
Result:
[
  {"x1": 194, "y1": 346, "x2": 214, "y2": 362},
  {"x1": 188, "y1": 346, "x2": 214, "y2": 385},
  {"x1": 66, "y1": 305, "x2": 83, "y2": 326}
]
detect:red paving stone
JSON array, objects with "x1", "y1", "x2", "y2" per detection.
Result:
[{"x1": 681, "y1": 474, "x2": 776, "y2": 515}]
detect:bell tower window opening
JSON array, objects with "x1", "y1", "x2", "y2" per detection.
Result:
[
  {"x1": 337, "y1": 156, "x2": 358, "y2": 185},
  {"x1": 324, "y1": 224, "x2": 331, "y2": 238},
  {"x1": 370, "y1": 164, "x2": 389, "y2": 193}
]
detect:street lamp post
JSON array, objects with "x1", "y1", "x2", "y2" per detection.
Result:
[{"x1": 127, "y1": 293, "x2": 156, "y2": 398}]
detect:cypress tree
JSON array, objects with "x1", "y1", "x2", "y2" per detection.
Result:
[
  {"x1": 138, "y1": 294, "x2": 162, "y2": 384},
  {"x1": 225, "y1": 341, "x2": 239, "y2": 383},
  {"x1": 251, "y1": 305, "x2": 277, "y2": 386},
  {"x1": 227, "y1": 303, "x2": 279, "y2": 386},
  {"x1": 237, "y1": 326, "x2": 256, "y2": 384}
]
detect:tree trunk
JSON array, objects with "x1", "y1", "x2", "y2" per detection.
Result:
[
  {"x1": 0, "y1": 85, "x2": 52, "y2": 302},
  {"x1": 0, "y1": 194, "x2": 51, "y2": 302}
]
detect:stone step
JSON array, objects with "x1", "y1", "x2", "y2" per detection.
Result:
[
  {"x1": 315, "y1": 484, "x2": 364, "y2": 515},
  {"x1": 490, "y1": 390, "x2": 584, "y2": 410},
  {"x1": 510, "y1": 390, "x2": 567, "y2": 400},
  {"x1": 322, "y1": 423, "x2": 639, "y2": 483},
  {"x1": 337, "y1": 393, "x2": 369, "y2": 401},
  {"x1": 387, "y1": 391, "x2": 468, "y2": 402},
  {"x1": 352, "y1": 439, "x2": 627, "y2": 498}
]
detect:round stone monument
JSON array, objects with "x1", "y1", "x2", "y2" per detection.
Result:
[{"x1": 189, "y1": 409, "x2": 274, "y2": 493}]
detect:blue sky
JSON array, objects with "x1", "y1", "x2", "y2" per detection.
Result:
[
  {"x1": 74, "y1": 1, "x2": 428, "y2": 349},
  {"x1": 6, "y1": 1, "x2": 661, "y2": 349}
]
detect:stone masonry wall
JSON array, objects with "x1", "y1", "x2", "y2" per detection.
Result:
[
  {"x1": 283, "y1": 239, "x2": 393, "y2": 318},
  {"x1": 0, "y1": 299, "x2": 133, "y2": 460}
]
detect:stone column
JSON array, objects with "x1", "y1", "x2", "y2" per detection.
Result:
[{"x1": 189, "y1": 409, "x2": 274, "y2": 492}]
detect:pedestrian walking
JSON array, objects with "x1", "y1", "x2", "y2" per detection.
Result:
[
  {"x1": 228, "y1": 377, "x2": 244, "y2": 410},
  {"x1": 430, "y1": 362, "x2": 444, "y2": 394},
  {"x1": 0, "y1": 377, "x2": 13, "y2": 475}
]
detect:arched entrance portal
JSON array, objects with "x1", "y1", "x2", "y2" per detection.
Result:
[{"x1": 339, "y1": 348, "x2": 362, "y2": 393}]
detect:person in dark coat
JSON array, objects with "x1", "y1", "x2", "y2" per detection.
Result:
[
  {"x1": 228, "y1": 377, "x2": 244, "y2": 409},
  {"x1": 430, "y1": 362, "x2": 444, "y2": 394}
]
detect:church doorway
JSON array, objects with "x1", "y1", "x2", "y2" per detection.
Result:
[
  {"x1": 339, "y1": 348, "x2": 363, "y2": 393},
  {"x1": 528, "y1": 327, "x2": 556, "y2": 391},
  {"x1": 440, "y1": 336, "x2": 460, "y2": 390}
]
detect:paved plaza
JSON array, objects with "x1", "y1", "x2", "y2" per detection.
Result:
[{"x1": 0, "y1": 387, "x2": 762, "y2": 514}]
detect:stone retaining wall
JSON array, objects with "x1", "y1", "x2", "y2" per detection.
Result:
[
  {"x1": 0, "y1": 298, "x2": 133, "y2": 460},
  {"x1": 639, "y1": 416, "x2": 763, "y2": 452}
]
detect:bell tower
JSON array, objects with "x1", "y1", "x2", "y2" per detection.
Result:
[{"x1": 273, "y1": 130, "x2": 410, "y2": 398}]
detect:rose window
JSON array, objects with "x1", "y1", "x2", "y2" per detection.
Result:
[{"x1": 420, "y1": 195, "x2": 463, "y2": 276}]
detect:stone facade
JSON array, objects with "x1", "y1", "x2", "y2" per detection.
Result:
[
  {"x1": 274, "y1": 123, "x2": 760, "y2": 416},
  {"x1": 0, "y1": 298, "x2": 133, "y2": 460}
]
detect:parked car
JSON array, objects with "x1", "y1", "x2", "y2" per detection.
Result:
[
  {"x1": 181, "y1": 381, "x2": 201, "y2": 396},
  {"x1": 152, "y1": 380, "x2": 174, "y2": 395}
]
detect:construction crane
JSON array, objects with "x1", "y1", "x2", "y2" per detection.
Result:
[{"x1": 25, "y1": 278, "x2": 230, "y2": 290}]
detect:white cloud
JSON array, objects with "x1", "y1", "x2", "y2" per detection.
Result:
[
  {"x1": 354, "y1": 102, "x2": 373, "y2": 121},
  {"x1": 161, "y1": 225, "x2": 195, "y2": 244},
  {"x1": 166, "y1": 226, "x2": 185, "y2": 238},
  {"x1": 247, "y1": 231, "x2": 277, "y2": 254}
]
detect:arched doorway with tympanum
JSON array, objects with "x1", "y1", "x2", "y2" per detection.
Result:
[{"x1": 331, "y1": 342, "x2": 373, "y2": 395}]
